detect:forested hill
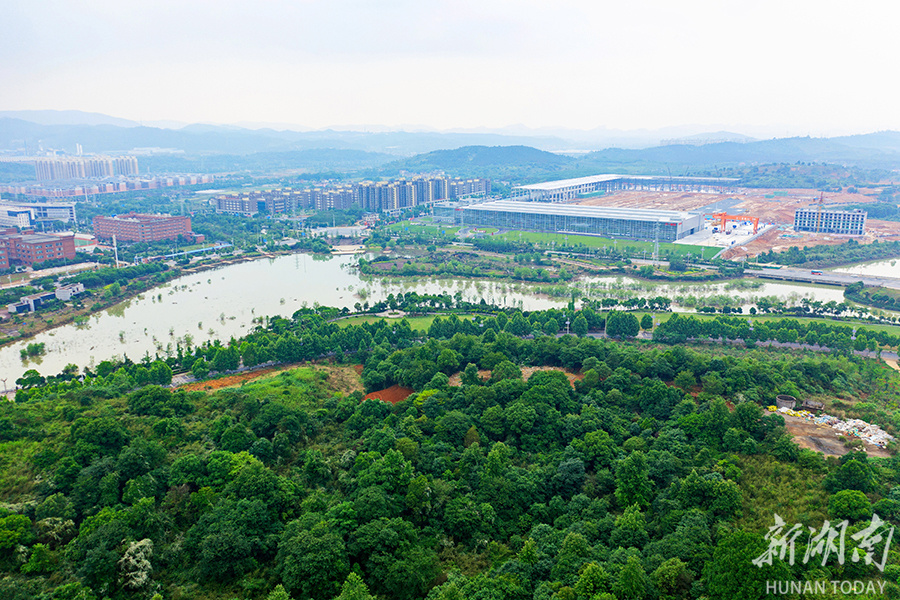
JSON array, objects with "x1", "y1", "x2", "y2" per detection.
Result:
[
  {"x1": 379, "y1": 145, "x2": 574, "y2": 179},
  {"x1": 581, "y1": 134, "x2": 900, "y2": 171},
  {"x1": 378, "y1": 137, "x2": 900, "y2": 181},
  {"x1": 0, "y1": 306, "x2": 898, "y2": 600}
]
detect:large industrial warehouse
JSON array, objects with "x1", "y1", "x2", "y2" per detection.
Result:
[
  {"x1": 513, "y1": 174, "x2": 738, "y2": 202},
  {"x1": 460, "y1": 200, "x2": 703, "y2": 242}
]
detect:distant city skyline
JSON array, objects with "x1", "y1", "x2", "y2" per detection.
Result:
[{"x1": 3, "y1": 1, "x2": 899, "y2": 137}]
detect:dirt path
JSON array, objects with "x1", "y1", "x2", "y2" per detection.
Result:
[{"x1": 883, "y1": 358, "x2": 900, "y2": 372}]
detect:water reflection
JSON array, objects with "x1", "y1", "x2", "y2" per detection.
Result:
[
  {"x1": 0, "y1": 253, "x2": 853, "y2": 382},
  {"x1": 834, "y1": 259, "x2": 900, "y2": 278}
]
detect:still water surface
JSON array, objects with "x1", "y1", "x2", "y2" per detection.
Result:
[
  {"x1": 833, "y1": 258, "x2": 900, "y2": 278},
  {"x1": 0, "y1": 254, "x2": 850, "y2": 383}
]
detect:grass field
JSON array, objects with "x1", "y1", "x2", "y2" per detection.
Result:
[
  {"x1": 383, "y1": 221, "x2": 708, "y2": 259},
  {"x1": 386, "y1": 220, "x2": 460, "y2": 237},
  {"x1": 336, "y1": 313, "x2": 475, "y2": 331},
  {"x1": 496, "y1": 231, "x2": 708, "y2": 259}
]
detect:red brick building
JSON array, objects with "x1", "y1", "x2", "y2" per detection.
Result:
[
  {"x1": 93, "y1": 213, "x2": 193, "y2": 243},
  {"x1": 0, "y1": 231, "x2": 77, "y2": 268}
]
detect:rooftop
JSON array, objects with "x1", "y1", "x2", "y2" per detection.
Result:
[
  {"x1": 464, "y1": 200, "x2": 697, "y2": 223},
  {"x1": 3, "y1": 233, "x2": 68, "y2": 243},
  {"x1": 101, "y1": 213, "x2": 184, "y2": 223},
  {"x1": 515, "y1": 173, "x2": 739, "y2": 192}
]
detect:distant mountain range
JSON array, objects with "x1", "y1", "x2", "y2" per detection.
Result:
[
  {"x1": 1, "y1": 110, "x2": 900, "y2": 178},
  {"x1": 380, "y1": 136, "x2": 900, "y2": 181},
  {"x1": 0, "y1": 113, "x2": 573, "y2": 156}
]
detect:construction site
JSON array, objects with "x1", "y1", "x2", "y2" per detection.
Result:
[{"x1": 575, "y1": 186, "x2": 900, "y2": 260}]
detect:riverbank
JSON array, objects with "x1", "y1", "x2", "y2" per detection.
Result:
[
  {"x1": 3, "y1": 246, "x2": 899, "y2": 386},
  {"x1": 0, "y1": 245, "x2": 337, "y2": 351}
]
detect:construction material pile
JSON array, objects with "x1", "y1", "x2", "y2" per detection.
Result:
[{"x1": 768, "y1": 406, "x2": 895, "y2": 449}]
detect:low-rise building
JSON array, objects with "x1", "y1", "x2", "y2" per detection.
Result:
[
  {"x1": 0, "y1": 231, "x2": 77, "y2": 267},
  {"x1": 459, "y1": 200, "x2": 703, "y2": 242},
  {"x1": 7, "y1": 282, "x2": 85, "y2": 313},
  {"x1": 0, "y1": 201, "x2": 77, "y2": 227},
  {"x1": 93, "y1": 213, "x2": 193, "y2": 242}
]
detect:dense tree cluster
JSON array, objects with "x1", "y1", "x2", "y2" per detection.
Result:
[
  {"x1": 651, "y1": 313, "x2": 893, "y2": 358},
  {"x1": 359, "y1": 252, "x2": 571, "y2": 284},
  {"x1": 69, "y1": 263, "x2": 173, "y2": 291},
  {"x1": 757, "y1": 238, "x2": 900, "y2": 268},
  {"x1": 0, "y1": 306, "x2": 899, "y2": 599},
  {"x1": 845, "y1": 281, "x2": 900, "y2": 312}
]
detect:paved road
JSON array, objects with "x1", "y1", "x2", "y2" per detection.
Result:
[{"x1": 746, "y1": 267, "x2": 900, "y2": 290}]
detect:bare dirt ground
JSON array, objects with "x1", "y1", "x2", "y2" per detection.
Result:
[
  {"x1": 578, "y1": 189, "x2": 900, "y2": 259},
  {"x1": 579, "y1": 191, "x2": 718, "y2": 212},
  {"x1": 782, "y1": 414, "x2": 891, "y2": 458},
  {"x1": 448, "y1": 365, "x2": 584, "y2": 387},
  {"x1": 322, "y1": 365, "x2": 367, "y2": 396},
  {"x1": 722, "y1": 229, "x2": 861, "y2": 260},
  {"x1": 580, "y1": 188, "x2": 877, "y2": 222},
  {"x1": 364, "y1": 384, "x2": 414, "y2": 404},
  {"x1": 179, "y1": 363, "x2": 365, "y2": 394}
]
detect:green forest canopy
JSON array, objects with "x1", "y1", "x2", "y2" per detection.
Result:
[{"x1": 0, "y1": 308, "x2": 899, "y2": 600}]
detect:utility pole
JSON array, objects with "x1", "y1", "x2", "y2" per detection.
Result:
[{"x1": 653, "y1": 221, "x2": 660, "y2": 266}]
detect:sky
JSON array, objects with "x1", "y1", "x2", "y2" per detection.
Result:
[{"x1": 2, "y1": 0, "x2": 899, "y2": 137}]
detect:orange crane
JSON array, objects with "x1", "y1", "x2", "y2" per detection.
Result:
[{"x1": 711, "y1": 212, "x2": 759, "y2": 234}]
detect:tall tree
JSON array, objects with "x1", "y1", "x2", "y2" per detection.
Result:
[{"x1": 615, "y1": 451, "x2": 653, "y2": 508}]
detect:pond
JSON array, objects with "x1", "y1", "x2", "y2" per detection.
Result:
[
  {"x1": 833, "y1": 258, "x2": 900, "y2": 279},
  {"x1": 0, "y1": 253, "x2": 856, "y2": 383}
]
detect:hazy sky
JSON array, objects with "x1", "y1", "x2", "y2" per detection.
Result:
[{"x1": 2, "y1": 0, "x2": 898, "y2": 135}]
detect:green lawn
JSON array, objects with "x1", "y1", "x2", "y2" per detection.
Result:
[
  {"x1": 496, "y1": 230, "x2": 708, "y2": 259},
  {"x1": 383, "y1": 222, "x2": 709, "y2": 259},
  {"x1": 335, "y1": 313, "x2": 475, "y2": 331},
  {"x1": 386, "y1": 220, "x2": 460, "y2": 237},
  {"x1": 181, "y1": 242, "x2": 222, "y2": 252}
]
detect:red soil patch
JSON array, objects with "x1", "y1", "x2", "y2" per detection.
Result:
[
  {"x1": 364, "y1": 384, "x2": 414, "y2": 404},
  {"x1": 353, "y1": 364, "x2": 364, "y2": 375},
  {"x1": 179, "y1": 366, "x2": 284, "y2": 391},
  {"x1": 178, "y1": 364, "x2": 365, "y2": 395}
]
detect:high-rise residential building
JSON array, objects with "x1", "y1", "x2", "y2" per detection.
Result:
[
  {"x1": 33, "y1": 155, "x2": 139, "y2": 181},
  {"x1": 213, "y1": 175, "x2": 491, "y2": 215}
]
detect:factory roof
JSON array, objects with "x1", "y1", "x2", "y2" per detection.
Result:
[
  {"x1": 515, "y1": 173, "x2": 739, "y2": 192},
  {"x1": 463, "y1": 200, "x2": 697, "y2": 223}
]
